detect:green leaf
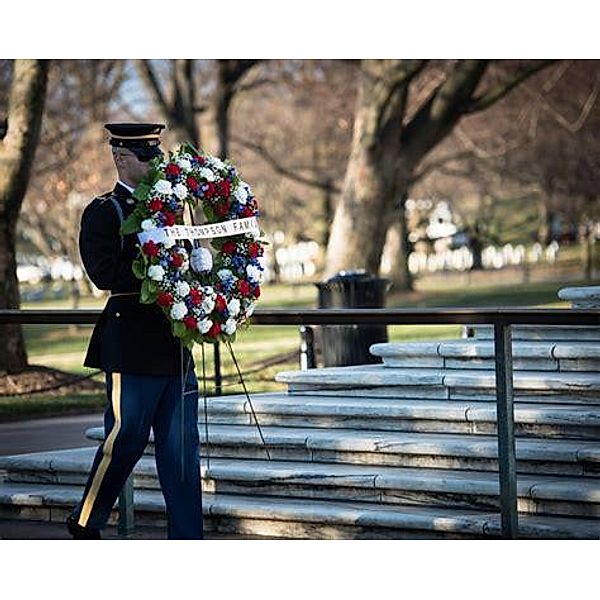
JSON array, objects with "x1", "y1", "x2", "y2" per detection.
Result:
[
  {"x1": 140, "y1": 279, "x2": 156, "y2": 304},
  {"x1": 132, "y1": 256, "x2": 146, "y2": 280},
  {"x1": 133, "y1": 182, "x2": 151, "y2": 201},
  {"x1": 121, "y1": 214, "x2": 141, "y2": 235},
  {"x1": 173, "y1": 321, "x2": 186, "y2": 338}
]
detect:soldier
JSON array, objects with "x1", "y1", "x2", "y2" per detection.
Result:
[{"x1": 66, "y1": 123, "x2": 204, "y2": 540}]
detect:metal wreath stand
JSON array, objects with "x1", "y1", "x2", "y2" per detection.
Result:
[{"x1": 176, "y1": 201, "x2": 272, "y2": 484}]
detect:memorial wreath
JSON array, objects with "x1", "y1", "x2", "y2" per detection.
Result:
[{"x1": 120, "y1": 143, "x2": 267, "y2": 349}]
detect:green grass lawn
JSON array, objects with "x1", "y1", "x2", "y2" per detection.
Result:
[{"x1": 9, "y1": 269, "x2": 596, "y2": 420}]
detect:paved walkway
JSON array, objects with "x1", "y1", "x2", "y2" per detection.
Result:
[
  {"x1": 0, "y1": 518, "x2": 274, "y2": 540},
  {"x1": 0, "y1": 413, "x2": 103, "y2": 456}
]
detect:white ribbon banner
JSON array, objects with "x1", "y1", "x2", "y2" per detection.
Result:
[{"x1": 137, "y1": 216, "x2": 259, "y2": 244}]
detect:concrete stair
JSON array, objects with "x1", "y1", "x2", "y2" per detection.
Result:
[
  {"x1": 174, "y1": 391, "x2": 600, "y2": 439},
  {"x1": 79, "y1": 423, "x2": 598, "y2": 476},
  {"x1": 1, "y1": 287, "x2": 598, "y2": 538},
  {"x1": 275, "y1": 365, "x2": 600, "y2": 405},
  {"x1": 370, "y1": 340, "x2": 600, "y2": 372},
  {"x1": 0, "y1": 452, "x2": 598, "y2": 539},
  {"x1": 468, "y1": 324, "x2": 600, "y2": 342},
  {"x1": 1, "y1": 448, "x2": 599, "y2": 520}
]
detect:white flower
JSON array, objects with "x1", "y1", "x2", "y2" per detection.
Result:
[
  {"x1": 246, "y1": 264, "x2": 262, "y2": 283},
  {"x1": 190, "y1": 247, "x2": 212, "y2": 272},
  {"x1": 175, "y1": 281, "x2": 191, "y2": 297},
  {"x1": 223, "y1": 318, "x2": 237, "y2": 335},
  {"x1": 217, "y1": 268, "x2": 234, "y2": 281},
  {"x1": 199, "y1": 167, "x2": 216, "y2": 182},
  {"x1": 227, "y1": 298, "x2": 241, "y2": 316},
  {"x1": 257, "y1": 256, "x2": 267, "y2": 270},
  {"x1": 163, "y1": 237, "x2": 175, "y2": 248},
  {"x1": 170, "y1": 302, "x2": 188, "y2": 320},
  {"x1": 141, "y1": 218, "x2": 156, "y2": 231},
  {"x1": 197, "y1": 318, "x2": 213, "y2": 334},
  {"x1": 177, "y1": 157, "x2": 192, "y2": 171},
  {"x1": 208, "y1": 156, "x2": 226, "y2": 170},
  {"x1": 173, "y1": 183, "x2": 188, "y2": 200},
  {"x1": 153, "y1": 179, "x2": 172, "y2": 195},
  {"x1": 234, "y1": 183, "x2": 249, "y2": 205},
  {"x1": 147, "y1": 265, "x2": 165, "y2": 281},
  {"x1": 245, "y1": 301, "x2": 256, "y2": 317},
  {"x1": 201, "y1": 296, "x2": 215, "y2": 313}
]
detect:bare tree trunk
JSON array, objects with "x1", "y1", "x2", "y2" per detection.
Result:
[
  {"x1": 580, "y1": 214, "x2": 595, "y2": 281},
  {"x1": 0, "y1": 59, "x2": 49, "y2": 373},
  {"x1": 383, "y1": 192, "x2": 414, "y2": 291},
  {"x1": 216, "y1": 60, "x2": 259, "y2": 158},
  {"x1": 324, "y1": 59, "x2": 554, "y2": 280},
  {"x1": 136, "y1": 59, "x2": 202, "y2": 147},
  {"x1": 325, "y1": 140, "x2": 402, "y2": 277}
]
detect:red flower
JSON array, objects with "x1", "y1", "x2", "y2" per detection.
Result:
[
  {"x1": 204, "y1": 182, "x2": 215, "y2": 199},
  {"x1": 149, "y1": 198, "x2": 163, "y2": 212},
  {"x1": 142, "y1": 241, "x2": 159, "y2": 257},
  {"x1": 215, "y1": 202, "x2": 229, "y2": 217},
  {"x1": 157, "y1": 291, "x2": 174, "y2": 307},
  {"x1": 207, "y1": 321, "x2": 221, "y2": 338},
  {"x1": 163, "y1": 212, "x2": 176, "y2": 226},
  {"x1": 215, "y1": 294, "x2": 227, "y2": 312},
  {"x1": 170, "y1": 253, "x2": 183, "y2": 268},
  {"x1": 189, "y1": 288, "x2": 203, "y2": 306},
  {"x1": 253, "y1": 286, "x2": 261, "y2": 299},
  {"x1": 195, "y1": 155, "x2": 205, "y2": 165},
  {"x1": 186, "y1": 176, "x2": 199, "y2": 192},
  {"x1": 248, "y1": 242, "x2": 261, "y2": 258},
  {"x1": 183, "y1": 315, "x2": 198, "y2": 330},
  {"x1": 242, "y1": 206, "x2": 255, "y2": 217},
  {"x1": 222, "y1": 241, "x2": 237, "y2": 255},
  {"x1": 216, "y1": 179, "x2": 231, "y2": 198},
  {"x1": 165, "y1": 164, "x2": 181, "y2": 178},
  {"x1": 238, "y1": 279, "x2": 251, "y2": 297}
]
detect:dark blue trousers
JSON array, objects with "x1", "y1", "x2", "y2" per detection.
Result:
[{"x1": 69, "y1": 368, "x2": 203, "y2": 539}]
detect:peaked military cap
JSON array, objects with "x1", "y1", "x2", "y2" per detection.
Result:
[
  {"x1": 105, "y1": 122, "x2": 165, "y2": 148},
  {"x1": 105, "y1": 122, "x2": 165, "y2": 162}
]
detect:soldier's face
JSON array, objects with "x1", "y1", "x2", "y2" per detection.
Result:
[{"x1": 112, "y1": 148, "x2": 151, "y2": 185}]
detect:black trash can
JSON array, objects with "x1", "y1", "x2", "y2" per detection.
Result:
[{"x1": 315, "y1": 269, "x2": 390, "y2": 367}]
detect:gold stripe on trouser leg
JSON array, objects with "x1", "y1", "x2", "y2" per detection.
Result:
[{"x1": 78, "y1": 372, "x2": 122, "y2": 527}]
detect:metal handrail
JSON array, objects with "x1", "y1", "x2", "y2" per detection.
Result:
[
  {"x1": 1, "y1": 306, "x2": 599, "y2": 326},
  {"x1": 1, "y1": 306, "x2": 599, "y2": 539}
]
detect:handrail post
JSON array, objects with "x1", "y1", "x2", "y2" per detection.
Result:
[
  {"x1": 117, "y1": 473, "x2": 135, "y2": 537},
  {"x1": 214, "y1": 342, "x2": 222, "y2": 395},
  {"x1": 493, "y1": 322, "x2": 518, "y2": 538}
]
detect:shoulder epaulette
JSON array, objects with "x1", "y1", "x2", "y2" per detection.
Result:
[{"x1": 98, "y1": 190, "x2": 117, "y2": 204}]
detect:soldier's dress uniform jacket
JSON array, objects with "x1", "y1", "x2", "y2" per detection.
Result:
[{"x1": 80, "y1": 182, "x2": 194, "y2": 375}]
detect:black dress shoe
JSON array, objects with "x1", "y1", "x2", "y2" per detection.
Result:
[{"x1": 66, "y1": 514, "x2": 101, "y2": 539}]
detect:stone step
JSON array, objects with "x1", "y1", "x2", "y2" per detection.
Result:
[
  {"x1": 468, "y1": 324, "x2": 600, "y2": 342},
  {"x1": 1, "y1": 447, "x2": 598, "y2": 519},
  {"x1": 200, "y1": 392, "x2": 600, "y2": 439},
  {"x1": 0, "y1": 480, "x2": 597, "y2": 539},
  {"x1": 369, "y1": 340, "x2": 600, "y2": 372},
  {"x1": 83, "y1": 423, "x2": 600, "y2": 476},
  {"x1": 275, "y1": 366, "x2": 600, "y2": 405}
]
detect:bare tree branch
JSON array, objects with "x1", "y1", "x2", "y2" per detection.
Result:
[
  {"x1": 401, "y1": 60, "x2": 488, "y2": 161},
  {"x1": 465, "y1": 60, "x2": 557, "y2": 114},
  {"x1": 521, "y1": 73, "x2": 600, "y2": 133},
  {"x1": 235, "y1": 77, "x2": 280, "y2": 94},
  {"x1": 232, "y1": 134, "x2": 341, "y2": 194},
  {"x1": 135, "y1": 59, "x2": 172, "y2": 119}
]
